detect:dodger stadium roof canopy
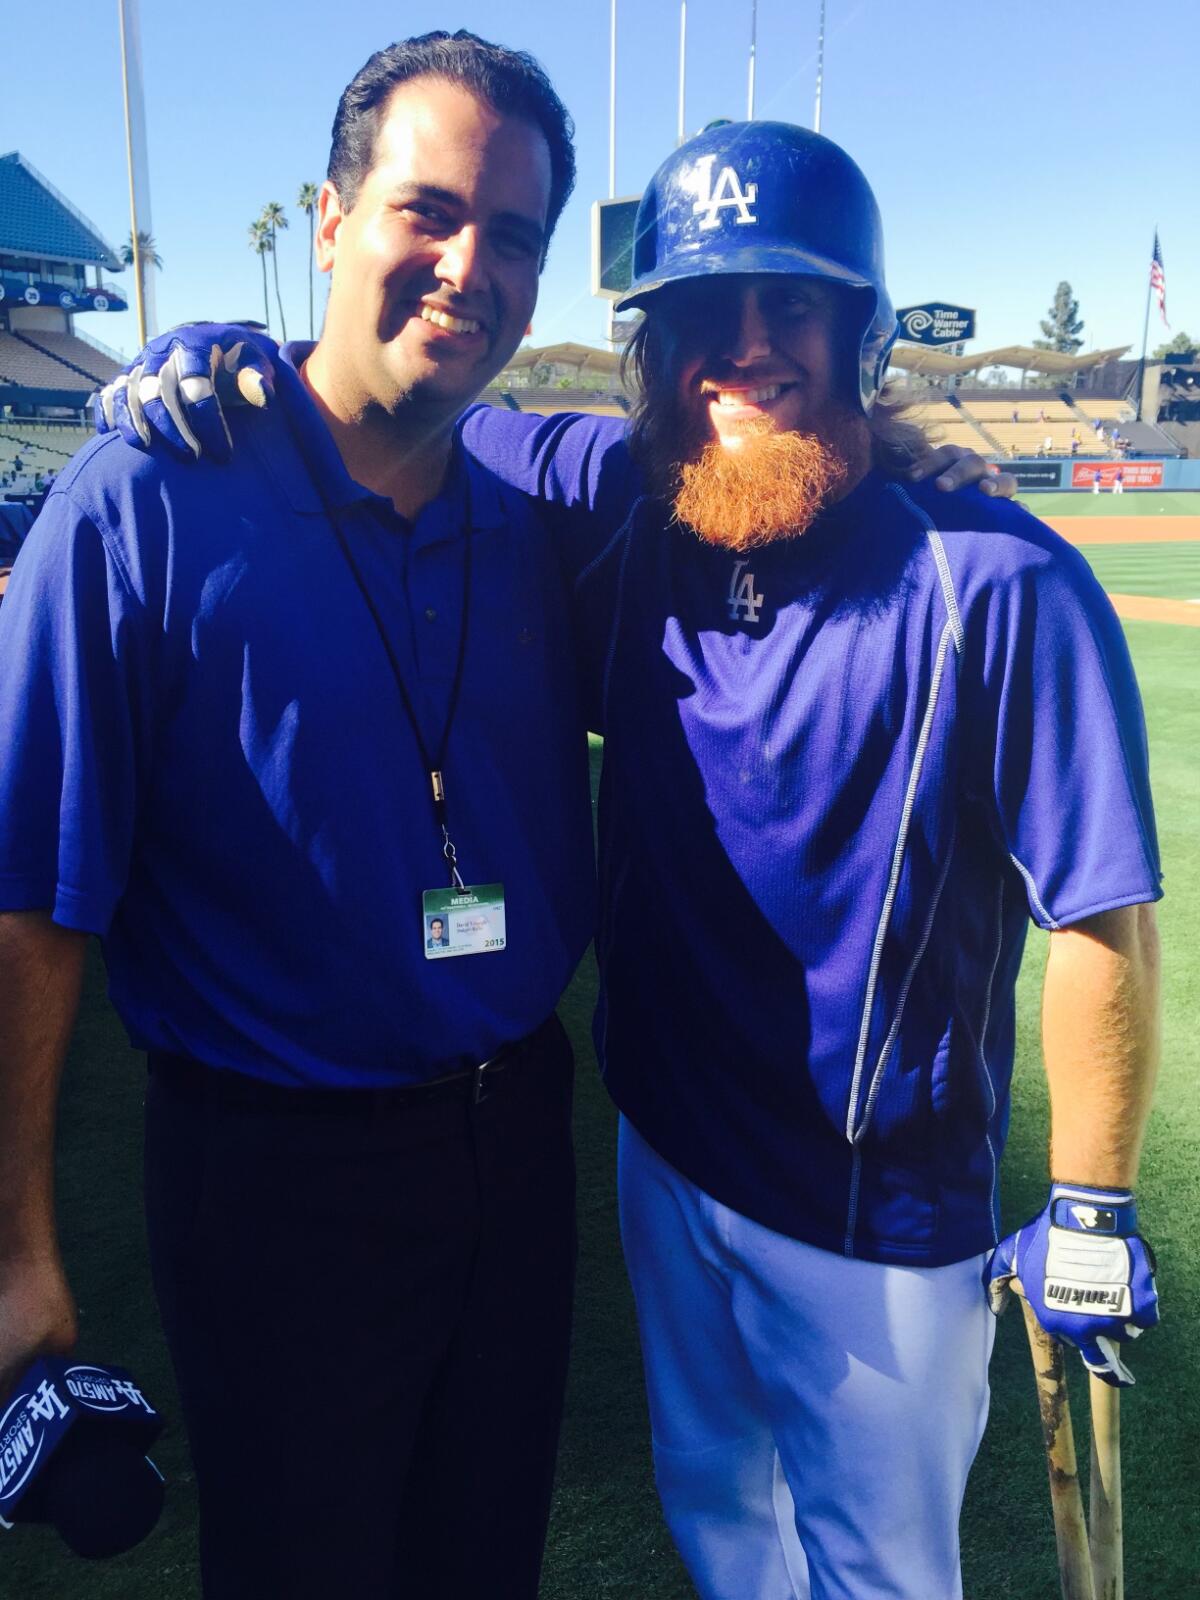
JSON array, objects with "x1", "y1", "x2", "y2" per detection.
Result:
[
  {"x1": 887, "y1": 343, "x2": 1131, "y2": 377},
  {"x1": 500, "y1": 342, "x2": 622, "y2": 377},
  {"x1": 0, "y1": 152, "x2": 122, "y2": 270}
]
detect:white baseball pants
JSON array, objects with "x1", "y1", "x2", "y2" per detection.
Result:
[{"x1": 617, "y1": 1117, "x2": 994, "y2": 1600}]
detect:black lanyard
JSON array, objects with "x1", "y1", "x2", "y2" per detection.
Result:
[{"x1": 330, "y1": 468, "x2": 474, "y2": 891}]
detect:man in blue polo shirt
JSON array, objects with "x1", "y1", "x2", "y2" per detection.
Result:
[{"x1": 0, "y1": 33, "x2": 593, "y2": 1600}]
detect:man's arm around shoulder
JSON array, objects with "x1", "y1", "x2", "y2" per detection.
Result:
[{"x1": 0, "y1": 912, "x2": 88, "y2": 1400}]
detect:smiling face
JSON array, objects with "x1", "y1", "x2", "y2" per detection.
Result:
[
  {"x1": 626, "y1": 271, "x2": 872, "y2": 549},
  {"x1": 674, "y1": 274, "x2": 852, "y2": 449},
  {"x1": 314, "y1": 75, "x2": 551, "y2": 424}
]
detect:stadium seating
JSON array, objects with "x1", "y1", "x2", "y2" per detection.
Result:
[
  {"x1": 0, "y1": 331, "x2": 94, "y2": 392},
  {"x1": 16, "y1": 330, "x2": 121, "y2": 384},
  {"x1": 0, "y1": 420, "x2": 91, "y2": 490}
]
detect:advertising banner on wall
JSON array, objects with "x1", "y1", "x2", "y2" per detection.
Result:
[
  {"x1": 894, "y1": 304, "x2": 977, "y2": 345},
  {"x1": 1071, "y1": 461, "x2": 1163, "y2": 489},
  {"x1": 1004, "y1": 461, "x2": 1064, "y2": 489}
]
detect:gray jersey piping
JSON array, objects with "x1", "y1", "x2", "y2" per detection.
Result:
[
  {"x1": 886, "y1": 483, "x2": 965, "y2": 650},
  {"x1": 1008, "y1": 851, "x2": 1061, "y2": 929},
  {"x1": 575, "y1": 514, "x2": 638, "y2": 589},
  {"x1": 844, "y1": 616, "x2": 958, "y2": 1142},
  {"x1": 843, "y1": 1148, "x2": 863, "y2": 1257},
  {"x1": 853, "y1": 821, "x2": 956, "y2": 1144},
  {"x1": 978, "y1": 880, "x2": 1005, "y2": 1242}
]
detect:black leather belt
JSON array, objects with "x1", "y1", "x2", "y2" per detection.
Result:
[{"x1": 147, "y1": 1015, "x2": 561, "y2": 1113}]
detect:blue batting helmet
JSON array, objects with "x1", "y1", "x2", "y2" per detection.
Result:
[{"x1": 616, "y1": 121, "x2": 897, "y2": 413}]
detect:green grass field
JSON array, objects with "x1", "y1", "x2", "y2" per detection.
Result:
[
  {"x1": 1072, "y1": 542, "x2": 1200, "y2": 600},
  {"x1": 1020, "y1": 491, "x2": 1200, "y2": 519},
  {"x1": 7, "y1": 611, "x2": 1197, "y2": 1597}
]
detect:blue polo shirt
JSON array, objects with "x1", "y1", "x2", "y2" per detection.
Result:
[
  {"x1": 0, "y1": 348, "x2": 594, "y2": 1086},
  {"x1": 464, "y1": 409, "x2": 1162, "y2": 1266}
]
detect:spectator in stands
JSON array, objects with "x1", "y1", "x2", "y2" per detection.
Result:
[
  {"x1": 1044, "y1": 433, "x2": 1053, "y2": 456},
  {"x1": 1011, "y1": 408, "x2": 1019, "y2": 423},
  {"x1": 1094, "y1": 417, "x2": 1104, "y2": 434},
  {"x1": 1070, "y1": 438, "x2": 1080, "y2": 456},
  {"x1": 1037, "y1": 407, "x2": 1046, "y2": 424}
]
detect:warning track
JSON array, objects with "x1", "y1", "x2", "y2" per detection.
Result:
[{"x1": 1046, "y1": 517, "x2": 1200, "y2": 545}]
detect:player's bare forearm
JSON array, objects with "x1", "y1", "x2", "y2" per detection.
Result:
[
  {"x1": 0, "y1": 911, "x2": 88, "y2": 1392},
  {"x1": 1041, "y1": 903, "x2": 1161, "y2": 1188}
]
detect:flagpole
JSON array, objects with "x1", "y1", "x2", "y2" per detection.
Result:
[
  {"x1": 1137, "y1": 229, "x2": 1154, "y2": 421},
  {"x1": 117, "y1": 0, "x2": 146, "y2": 348},
  {"x1": 814, "y1": 0, "x2": 826, "y2": 132}
]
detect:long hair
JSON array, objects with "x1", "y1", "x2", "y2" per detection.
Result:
[{"x1": 621, "y1": 311, "x2": 933, "y2": 494}]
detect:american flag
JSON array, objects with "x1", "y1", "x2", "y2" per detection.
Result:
[{"x1": 1150, "y1": 233, "x2": 1169, "y2": 327}]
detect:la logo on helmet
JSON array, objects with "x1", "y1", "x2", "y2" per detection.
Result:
[{"x1": 686, "y1": 154, "x2": 759, "y2": 230}]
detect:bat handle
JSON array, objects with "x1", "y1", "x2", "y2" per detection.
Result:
[
  {"x1": 1018, "y1": 1294, "x2": 1097, "y2": 1600},
  {"x1": 1088, "y1": 1374, "x2": 1123, "y2": 1600}
]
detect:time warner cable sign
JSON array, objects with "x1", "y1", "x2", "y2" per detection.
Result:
[{"x1": 895, "y1": 304, "x2": 976, "y2": 346}]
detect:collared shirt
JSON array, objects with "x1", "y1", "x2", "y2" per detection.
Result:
[
  {"x1": 0, "y1": 347, "x2": 594, "y2": 1086},
  {"x1": 463, "y1": 410, "x2": 1162, "y2": 1267}
]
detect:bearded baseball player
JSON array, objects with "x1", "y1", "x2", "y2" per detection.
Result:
[
  {"x1": 91, "y1": 120, "x2": 1159, "y2": 1600},
  {"x1": 471, "y1": 122, "x2": 1162, "y2": 1600}
]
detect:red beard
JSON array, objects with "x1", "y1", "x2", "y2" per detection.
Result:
[{"x1": 672, "y1": 419, "x2": 852, "y2": 551}]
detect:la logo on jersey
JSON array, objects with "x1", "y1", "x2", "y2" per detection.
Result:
[
  {"x1": 728, "y1": 559, "x2": 764, "y2": 622},
  {"x1": 686, "y1": 154, "x2": 759, "y2": 231}
]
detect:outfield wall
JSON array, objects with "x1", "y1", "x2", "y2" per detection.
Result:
[{"x1": 1005, "y1": 458, "x2": 1200, "y2": 492}]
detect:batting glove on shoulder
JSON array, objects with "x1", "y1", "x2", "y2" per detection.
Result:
[
  {"x1": 986, "y1": 1183, "x2": 1158, "y2": 1387},
  {"x1": 93, "y1": 323, "x2": 276, "y2": 463}
]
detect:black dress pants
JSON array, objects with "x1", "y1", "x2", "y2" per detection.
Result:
[{"x1": 143, "y1": 1019, "x2": 577, "y2": 1600}]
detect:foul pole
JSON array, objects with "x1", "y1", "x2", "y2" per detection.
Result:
[
  {"x1": 117, "y1": 0, "x2": 155, "y2": 342},
  {"x1": 678, "y1": 1, "x2": 687, "y2": 145},
  {"x1": 814, "y1": 0, "x2": 827, "y2": 132}
]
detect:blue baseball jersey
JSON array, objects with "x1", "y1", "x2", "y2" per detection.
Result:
[
  {"x1": 0, "y1": 352, "x2": 595, "y2": 1086},
  {"x1": 463, "y1": 409, "x2": 1161, "y2": 1266}
]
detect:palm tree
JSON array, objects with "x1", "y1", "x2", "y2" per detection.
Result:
[
  {"x1": 120, "y1": 230, "x2": 162, "y2": 336},
  {"x1": 260, "y1": 202, "x2": 289, "y2": 340},
  {"x1": 248, "y1": 219, "x2": 272, "y2": 330},
  {"x1": 297, "y1": 182, "x2": 319, "y2": 340}
]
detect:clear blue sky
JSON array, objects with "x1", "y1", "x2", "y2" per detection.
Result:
[{"x1": 4, "y1": 0, "x2": 1196, "y2": 363}]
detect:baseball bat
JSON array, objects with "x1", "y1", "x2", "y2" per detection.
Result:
[
  {"x1": 1017, "y1": 1291, "x2": 1096, "y2": 1600},
  {"x1": 1088, "y1": 1373, "x2": 1123, "y2": 1600}
]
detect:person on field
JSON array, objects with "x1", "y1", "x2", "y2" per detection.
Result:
[{"x1": 0, "y1": 36, "x2": 1001, "y2": 1600}]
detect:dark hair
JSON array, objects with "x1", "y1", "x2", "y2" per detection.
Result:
[{"x1": 328, "y1": 30, "x2": 576, "y2": 261}]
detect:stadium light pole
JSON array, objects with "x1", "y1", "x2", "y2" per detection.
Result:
[
  {"x1": 678, "y1": 1, "x2": 687, "y2": 146},
  {"x1": 814, "y1": 0, "x2": 826, "y2": 133},
  {"x1": 117, "y1": 0, "x2": 146, "y2": 347},
  {"x1": 609, "y1": 0, "x2": 618, "y2": 200},
  {"x1": 607, "y1": 0, "x2": 618, "y2": 352},
  {"x1": 747, "y1": 0, "x2": 758, "y2": 118}
]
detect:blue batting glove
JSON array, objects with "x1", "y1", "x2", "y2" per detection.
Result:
[
  {"x1": 94, "y1": 323, "x2": 276, "y2": 463},
  {"x1": 987, "y1": 1183, "x2": 1158, "y2": 1387}
]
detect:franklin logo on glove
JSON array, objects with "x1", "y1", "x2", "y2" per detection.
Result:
[{"x1": 986, "y1": 1182, "x2": 1158, "y2": 1386}]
